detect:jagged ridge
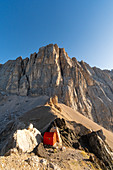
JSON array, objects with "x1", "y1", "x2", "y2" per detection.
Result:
[{"x1": 0, "y1": 44, "x2": 113, "y2": 131}]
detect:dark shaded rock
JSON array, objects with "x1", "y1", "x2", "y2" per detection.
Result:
[
  {"x1": 0, "y1": 121, "x2": 18, "y2": 156},
  {"x1": 89, "y1": 155, "x2": 95, "y2": 162},
  {"x1": 73, "y1": 141, "x2": 80, "y2": 149},
  {"x1": 70, "y1": 121, "x2": 91, "y2": 137},
  {"x1": 46, "y1": 118, "x2": 66, "y2": 133},
  {"x1": 35, "y1": 143, "x2": 48, "y2": 159},
  {"x1": 79, "y1": 131, "x2": 113, "y2": 170},
  {"x1": 46, "y1": 118, "x2": 78, "y2": 148},
  {"x1": 53, "y1": 118, "x2": 66, "y2": 129},
  {"x1": 96, "y1": 129, "x2": 106, "y2": 141}
]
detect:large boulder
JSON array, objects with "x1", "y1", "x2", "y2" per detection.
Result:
[
  {"x1": 35, "y1": 143, "x2": 49, "y2": 158},
  {"x1": 1, "y1": 123, "x2": 42, "y2": 155},
  {"x1": 13, "y1": 124, "x2": 42, "y2": 153}
]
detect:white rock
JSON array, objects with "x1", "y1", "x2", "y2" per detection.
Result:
[{"x1": 13, "y1": 125, "x2": 42, "y2": 153}]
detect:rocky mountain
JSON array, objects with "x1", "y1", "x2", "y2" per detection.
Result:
[{"x1": 0, "y1": 44, "x2": 113, "y2": 131}]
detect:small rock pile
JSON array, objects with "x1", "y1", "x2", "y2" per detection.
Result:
[{"x1": 46, "y1": 95, "x2": 62, "y2": 112}]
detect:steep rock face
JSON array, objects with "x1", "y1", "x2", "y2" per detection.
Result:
[
  {"x1": 0, "y1": 44, "x2": 113, "y2": 131},
  {"x1": 80, "y1": 131, "x2": 113, "y2": 170}
]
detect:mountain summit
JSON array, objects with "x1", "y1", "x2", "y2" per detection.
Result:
[{"x1": 0, "y1": 44, "x2": 113, "y2": 131}]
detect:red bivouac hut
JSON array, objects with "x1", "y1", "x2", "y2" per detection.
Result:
[{"x1": 43, "y1": 132, "x2": 57, "y2": 146}]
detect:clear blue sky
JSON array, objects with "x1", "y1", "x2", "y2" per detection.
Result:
[{"x1": 0, "y1": 0, "x2": 113, "y2": 70}]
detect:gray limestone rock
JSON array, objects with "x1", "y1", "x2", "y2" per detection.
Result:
[{"x1": 0, "y1": 44, "x2": 113, "y2": 131}]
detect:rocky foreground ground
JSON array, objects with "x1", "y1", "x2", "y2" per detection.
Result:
[
  {"x1": 0, "y1": 147, "x2": 101, "y2": 170},
  {"x1": 0, "y1": 96, "x2": 113, "y2": 170}
]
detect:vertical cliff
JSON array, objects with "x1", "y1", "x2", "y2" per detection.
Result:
[{"x1": 0, "y1": 44, "x2": 113, "y2": 131}]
